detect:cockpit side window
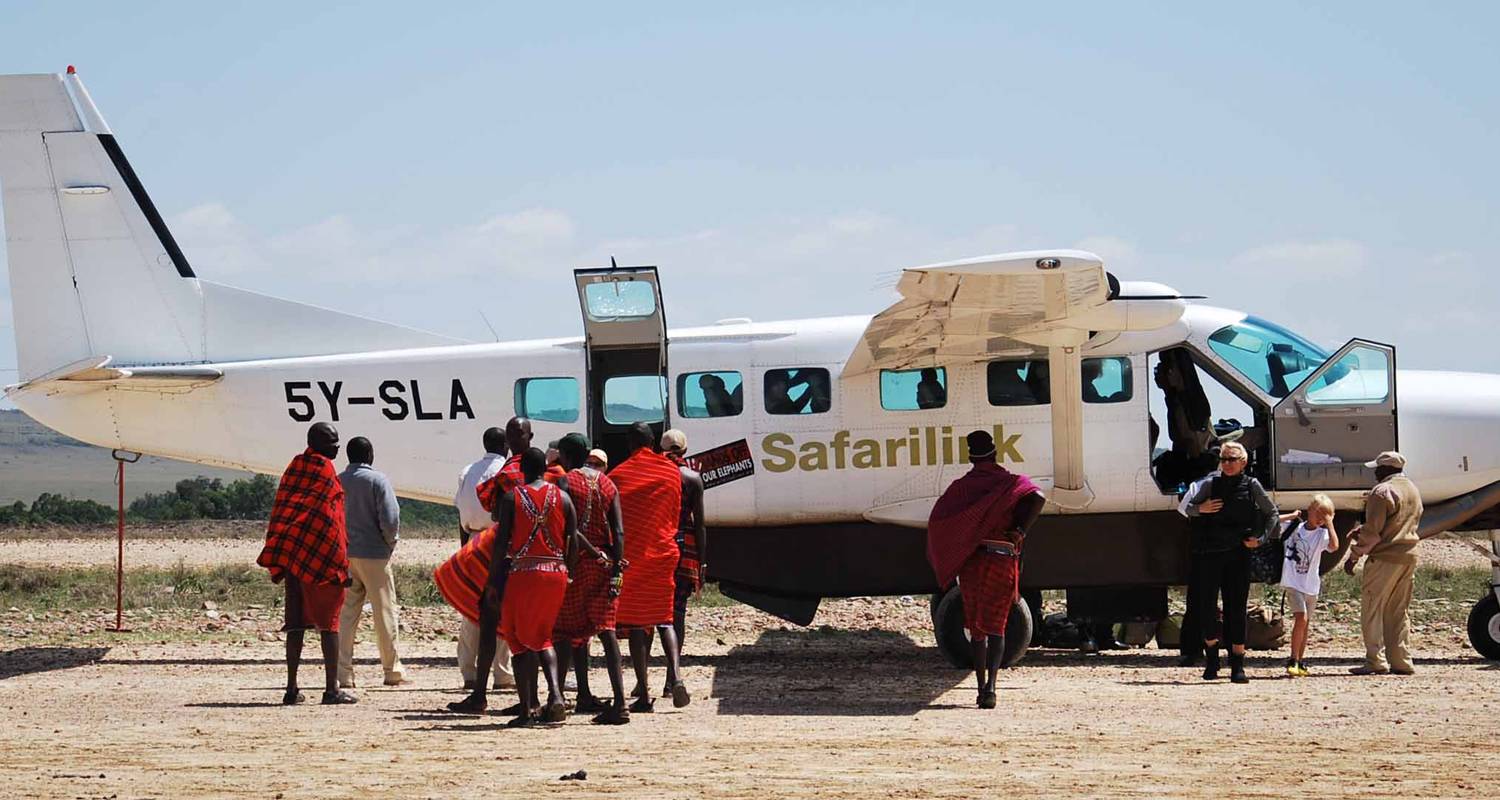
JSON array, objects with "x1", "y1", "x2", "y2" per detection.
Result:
[
  {"x1": 1207, "y1": 316, "x2": 1330, "y2": 398},
  {"x1": 1083, "y1": 357, "x2": 1133, "y2": 404}
]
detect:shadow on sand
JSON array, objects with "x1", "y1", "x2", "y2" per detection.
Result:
[
  {"x1": 0, "y1": 645, "x2": 110, "y2": 680},
  {"x1": 709, "y1": 628, "x2": 967, "y2": 716}
]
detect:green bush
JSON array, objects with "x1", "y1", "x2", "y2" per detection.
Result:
[
  {"x1": 0, "y1": 493, "x2": 118, "y2": 526},
  {"x1": 399, "y1": 499, "x2": 459, "y2": 528},
  {"x1": 129, "y1": 475, "x2": 277, "y2": 521}
]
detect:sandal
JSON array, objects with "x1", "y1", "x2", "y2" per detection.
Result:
[
  {"x1": 978, "y1": 690, "x2": 997, "y2": 710},
  {"x1": 505, "y1": 712, "x2": 537, "y2": 729},
  {"x1": 446, "y1": 694, "x2": 487, "y2": 714},
  {"x1": 540, "y1": 702, "x2": 568, "y2": 724},
  {"x1": 498, "y1": 701, "x2": 525, "y2": 716},
  {"x1": 574, "y1": 694, "x2": 608, "y2": 715},
  {"x1": 591, "y1": 702, "x2": 631, "y2": 726},
  {"x1": 671, "y1": 682, "x2": 691, "y2": 709},
  {"x1": 282, "y1": 689, "x2": 305, "y2": 706},
  {"x1": 321, "y1": 690, "x2": 358, "y2": 705},
  {"x1": 628, "y1": 696, "x2": 654, "y2": 714}
]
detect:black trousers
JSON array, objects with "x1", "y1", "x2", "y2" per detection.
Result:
[{"x1": 1194, "y1": 549, "x2": 1249, "y2": 647}]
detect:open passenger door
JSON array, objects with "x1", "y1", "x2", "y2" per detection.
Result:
[
  {"x1": 574, "y1": 265, "x2": 669, "y2": 467},
  {"x1": 1272, "y1": 339, "x2": 1397, "y2": 490}
]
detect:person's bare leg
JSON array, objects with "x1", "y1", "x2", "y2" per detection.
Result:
[
  {"x1": 448, "y1": 618, "x2": 498, "y2": 712},
  {"x1": 517, "y1": 653, "x2": 537, "y2": 713},
  {"x1": 627, "y1": 629, "x2": 653, "y2": 710},
  {"x1": 319, "y1": 631, "x2": 339, "y2": 695},
  {"x1": 556, "y1": 645, "x2": 573, "y2": 696},
  {"x1": 659, "y1": 624, "x2": 684, "y2": 687},
  {"x1": 661, "y1": 624, "x2": 690, "y2": 708},
  {"x1": 1291, "y1": 613, "x2": 1308, "y2": 664},
  {"x1": 970, "y1": 633, "x2": 989, "y2": 705},
  {"x1": 505, "y1": 652, "x2": 537, "y2": 727},
  {"x1": 673, "y1": 581, "x2": 689, "y2": 655},
  {"x1": 319, "y1": 630, "x2": 356, "y2": 704},
  {"x1": 284, "y1": 630, "x2": 304, "y2": 701},
  {"x1": 630, "y1": 627, "x2": 654, "y2": 698},
  {"x1": 983, "y1": 633, "x2": 1005, "y2": 706},
  {"x1": 570, "y1": 643, "x2": 601, "y2": 709},
  {"x1": 539, "y1": 647, "x2": 566, "y2": 721},
  {"x1": 540, "y1": 648, "x2": 563, "y2": 703},
  {"x1": 599, "y1": 631, "x2": 627, "y2": 709}
]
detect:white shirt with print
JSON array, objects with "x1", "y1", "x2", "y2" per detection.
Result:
[{"x1": 1279, "y1": 523, "x2": 1330, "y2": 596}]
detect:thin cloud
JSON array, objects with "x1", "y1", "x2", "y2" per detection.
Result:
[{"x1": 1230, "y1": 239, "x2": 1369, "y2": 278}]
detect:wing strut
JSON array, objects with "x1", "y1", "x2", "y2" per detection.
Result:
[{"x1": 1046, "y1": 344, "x2": 1094, "y2": 509}]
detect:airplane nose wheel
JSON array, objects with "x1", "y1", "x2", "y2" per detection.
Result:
[
  {"x1": 1467, "y1": 593, "x2": 1500, "y2": 661},
  {"x1": 932, "y1": 586, "x2": 1032, "y2": 669}
]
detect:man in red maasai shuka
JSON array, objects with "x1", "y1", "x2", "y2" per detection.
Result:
[
  {"x1": 474, "y1": 416, "x2": 531, "y2": 513},
  {"x1": 257, "y1": 423, "x2": 356, "y2": 706},
  {"x1": 551, "y1": 432, "x2": 631, "y2": 724},
  {"x1": 611, "y1": 422, "x2": 690, "y2": 713},
  {"x1": 449, "y1": 447, "x2": 578, "y2": 728},
  {"x1": 927, "y1": 429, "x2": 1046, "y2": 710}
]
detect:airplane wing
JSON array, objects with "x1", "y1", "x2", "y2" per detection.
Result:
[{"x1": 843, "y1": 250, "x2": 1187, "y2": 511}]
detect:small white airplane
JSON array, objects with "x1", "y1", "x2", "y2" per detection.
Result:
[{"x1": 3, "y1": 69, "x2": 1498, "y2": 663}]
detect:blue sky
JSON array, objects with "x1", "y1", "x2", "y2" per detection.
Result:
[{"x1": 2, "y1": 3, "x2": 1497, "y2": 407}]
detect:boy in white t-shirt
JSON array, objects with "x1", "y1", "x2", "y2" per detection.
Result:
[{"x1": 1278, "y1": 494, "x2": 1341, "y2": 677}]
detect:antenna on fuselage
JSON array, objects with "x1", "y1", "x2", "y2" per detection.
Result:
[{"x1": 477, "y1": 310, "x2": 500, "y2": 342}]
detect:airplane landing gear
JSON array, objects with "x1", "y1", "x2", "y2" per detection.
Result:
[
  {"x1": 1467, "y1": 593, "x2": 1500, "y2": 661},
  {"x1": 931, "y1": 586, "x2": 1032, "y2": 669}
]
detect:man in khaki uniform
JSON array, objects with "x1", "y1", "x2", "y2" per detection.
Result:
[{"x1": 1344, "y1": 451, "x2": 1423, "y2": 675}]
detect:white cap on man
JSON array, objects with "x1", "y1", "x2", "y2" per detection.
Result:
[
  {"x1": 1364, "y1": 451, "x2": 1406, "y2": 469},
  {"x1": 586, "y1": 448, "x2": 609, "y2": 469},
  {"x1": 660, "y1": 428, "x2": 688, "y2": 454}
]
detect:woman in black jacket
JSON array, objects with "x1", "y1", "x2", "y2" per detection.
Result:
[{"x1": 1183, "y1": 441, "x2": 1278, "y2": 683}]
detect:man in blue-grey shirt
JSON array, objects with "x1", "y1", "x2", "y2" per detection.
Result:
[{"x1": 336, "y1": 436, "x2": 406, "y2": 688}]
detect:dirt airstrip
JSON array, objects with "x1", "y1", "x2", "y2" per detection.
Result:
[{"x1": 0, "y1": 537, "x2": 1496, "y2": 799}]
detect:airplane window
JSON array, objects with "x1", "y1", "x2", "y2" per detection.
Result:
[
  {"x1": 764, "y1": 368, "x2": 832, "y2": 415},
  {"x1": 1305, "y1": 345, "x2": 1389, "y2": 405},
  {"x1": 1083, "y1": 357, "x2": 1133, "y2": 404},
  {"x1": 987, "y1": 360, "x2": 1049, "y2": 406},
  {"x1": 881, "y1": 367, "x2": 947, "y2": 411},
  {"x1": 603, "y1": 375, "x2": 667, "y2": 425},
  {"x1": 583, "y1": 280, "x2": 657, "y2": 321},
  {"x1": 1207, "y1": 316, "x2": 1331, "y2": 398},
  {"x1": 677, "y1": 371, "x2": 744, "y2": 418},
  {"x1": 514, "y1": 377, "x2": 580, "y2": 423}
]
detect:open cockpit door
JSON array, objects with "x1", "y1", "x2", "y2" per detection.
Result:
[
  {"x1": 574, "y1": 265, "x2": 669, "y2": 466},
  {"x1": 1272, "y1": 339, "x2": 1397, "y2": 490}
]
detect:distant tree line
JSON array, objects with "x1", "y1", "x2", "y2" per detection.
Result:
[{"x1": 0, "y1": 475, "x2": 458, "y2": 527}]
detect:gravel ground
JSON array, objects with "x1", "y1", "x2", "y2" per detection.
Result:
[
  {"x1": 0, "y1": 597, "x2": 1495, "y2": 799},
  {"x1": 0, "y1": 535, "x2": 1491, "y2": 571}
]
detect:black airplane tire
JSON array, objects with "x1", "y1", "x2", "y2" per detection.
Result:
[
  {"x1": 933, "y1": 586, "x2": 1032, "y2": 669},
  {"x1": 1467, "y1": 593, "x2": 1500, "y2": 661}
]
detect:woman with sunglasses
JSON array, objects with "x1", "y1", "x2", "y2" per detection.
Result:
[{"x1": 1182, "y1": 441, "x2": 1279, "y2": 683}]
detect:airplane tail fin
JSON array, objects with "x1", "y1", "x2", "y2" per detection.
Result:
[{"x1": 0, "y1": 69, "x2": 462, "y2": 384}]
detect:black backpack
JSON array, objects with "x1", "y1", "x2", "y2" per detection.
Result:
[{"x1": 1248, "y1": 518, "x2": 1297, "y2": 584}]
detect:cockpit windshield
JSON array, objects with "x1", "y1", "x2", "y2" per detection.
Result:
[{"x1": 1207, "y1": 316, "x2": 1331, "y2": 398}]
